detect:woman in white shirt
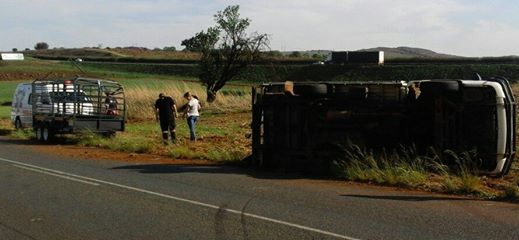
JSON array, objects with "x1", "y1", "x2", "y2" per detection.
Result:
[{"x1": 183, "y1": 92, "x2": 201, "y2": 141}]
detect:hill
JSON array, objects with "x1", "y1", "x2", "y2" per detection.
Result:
[
  {"x1": 357, "y1": 46, "x2": 463, "y2": 59},
  {"x1": 292, "y1": 47, "x2": 464, "y2": 60},
  {"x1": 25, "y1": 48, "x2": 124, "y2": 58},
  {"x1": 25, "y1": 47, "x2": 200, "y2": 60},
  {"x1": 22, "y1": 46, "x2": 517, "y2": 63}
]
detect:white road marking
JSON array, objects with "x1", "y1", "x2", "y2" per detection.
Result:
[
  {"x1": 0, "y1": 157, "x2": 360, "y2": 240},
  {"x1": 11, "y1": 164, "x2": 100, "y2": 186}
]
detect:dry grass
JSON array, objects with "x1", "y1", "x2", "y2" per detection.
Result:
[
  {"x1": 124, "y1": 80, "x2": 251, "y2": 121},
  {"x1": 108, "y1": 48, "x2": 201, "y2": 60}
]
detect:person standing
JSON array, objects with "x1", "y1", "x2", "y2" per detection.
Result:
[
  {"x1": 155, "y1": 93, "x2": 178, "y2": 144},
  {"x1": 183, "y1": 92, "x2": 201, "y2": 141}
]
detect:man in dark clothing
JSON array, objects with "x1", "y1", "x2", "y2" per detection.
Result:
[{"x1": 155, "y1": 93, "x2": 178, "y2": 143}]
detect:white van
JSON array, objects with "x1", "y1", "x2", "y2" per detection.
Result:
[
  {"x1": 11, "y1": 83, "x2": 95, "y2": 129},
  {"x1": 11, "y1": 83, "x2": 32, "y2": 129}
]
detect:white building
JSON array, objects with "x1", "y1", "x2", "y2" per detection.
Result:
[{"x1": 1, "y1": 53, "x2": 24, "y2": 61}]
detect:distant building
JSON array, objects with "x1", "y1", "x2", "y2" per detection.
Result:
[
  {"x1": 326, "y1": 51, "x2": 384, "y2": 65},
  {"x1": 1, "y1": 53, "x2": 24, "y2": 61}
]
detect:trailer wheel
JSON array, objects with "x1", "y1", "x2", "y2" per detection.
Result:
[
  {"x1": 42, "y1": 126, "x2": 53, "y2": 142},
  {"x1": 14, "y1": 117, "x2": 22, "y2": 130},
  {"x1": 101, "y1": 131, "x2": 116, "y2": 138},
  {"x1": 35, "y1": 126, "x2": 43, "y2": 141}
]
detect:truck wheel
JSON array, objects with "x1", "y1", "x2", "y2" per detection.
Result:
[
  {"x1": 420, "y1": 81, "x2": 459, "y2": 94},
  {"x1": 14, "y1": 118, "x2": 22, "y2": 130},
  {"x1": 497, "y1": 158, "x2": 514, "y2": 177},
  {"x1": 293, "y1": 84, "x2": 328, "y2": 96}
]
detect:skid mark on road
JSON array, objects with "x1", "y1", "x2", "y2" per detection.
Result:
[{"x1": 0, "y1": 157, "x2": 360, "y2": 240}]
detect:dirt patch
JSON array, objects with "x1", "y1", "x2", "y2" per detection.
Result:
[
  {"x1": 33, "y1": 144, "x2": 217, "y2": 166},
  {"x1": 200, "y1": 135, "x2": 227, "y2": 142}
]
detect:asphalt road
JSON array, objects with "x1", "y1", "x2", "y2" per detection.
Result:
[{"x1": 0, "y1": 137, "x2": 518, "y2": 240}]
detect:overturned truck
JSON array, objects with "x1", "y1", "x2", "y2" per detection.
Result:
[{"x1": 251, "y1": 78, "x2": 516, "y2": 176}]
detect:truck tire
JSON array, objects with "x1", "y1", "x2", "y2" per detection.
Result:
[
  {"x1": 420, "y1": 81, "x2": 459, "y2": 94},
  {"x1": 497, "y1": 158, "x2": 514, "y2": 177},
  {"x1": 293, "y1": 84, "x2": 328, "y2": 96},
  {"x1": 14, "y1": 118, "x2": 22, "y2": 130}
]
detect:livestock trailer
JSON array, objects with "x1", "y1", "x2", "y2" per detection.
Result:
[{"x1": 22, "y1": 77, "x2": 126, "y2": 141}]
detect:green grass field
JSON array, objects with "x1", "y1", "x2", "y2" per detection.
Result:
[
  {"x1": 0, "y1": 81, "x2": 24, "y2": 120},
  {"x1": 0, "y1": 81, "x2": 21, "y2": 103},
  {"x1": 76, "y1": 112, "x2": 251, "y2": 162}
]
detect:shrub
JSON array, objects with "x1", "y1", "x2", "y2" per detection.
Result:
[
  {"x1": 333, "y1": 144, "x2": 430, "y2": 187},
  {"x1": 332, "y1": 144, "x2": 492, "y2": 196},
  {"x1": 10, "y1": 129, "x2": 33, "y2": 140},
  {"x1": 163, "y1": 46, "x2": 176, "y2": 51},
  {"x1": 34, "y1": 42, "x2": 49, "y2": 50},
  {"x1": 289, "y1": 51, "x2": 302, "y2": 58}
]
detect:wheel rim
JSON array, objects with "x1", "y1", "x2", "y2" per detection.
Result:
[{"x1": 36, "y1": 127, "x2": 42, "y2": 140}]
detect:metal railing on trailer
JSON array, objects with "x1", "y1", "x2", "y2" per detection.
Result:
[{"x1": 31, "y1": 77, "x2": 126, "y2": 141}]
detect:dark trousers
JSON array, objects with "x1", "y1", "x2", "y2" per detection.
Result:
[{"x1": 160, "y1": 119, "x2": 176, "y2": 141}]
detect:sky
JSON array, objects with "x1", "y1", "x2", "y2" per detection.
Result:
[{"x1": 1, "y1": 0, "x2": 518, "y2": 57}]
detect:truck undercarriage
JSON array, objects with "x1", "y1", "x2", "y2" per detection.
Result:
[{"x1": 252, "y1": 78, "x2": 516, "y2": 176}]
